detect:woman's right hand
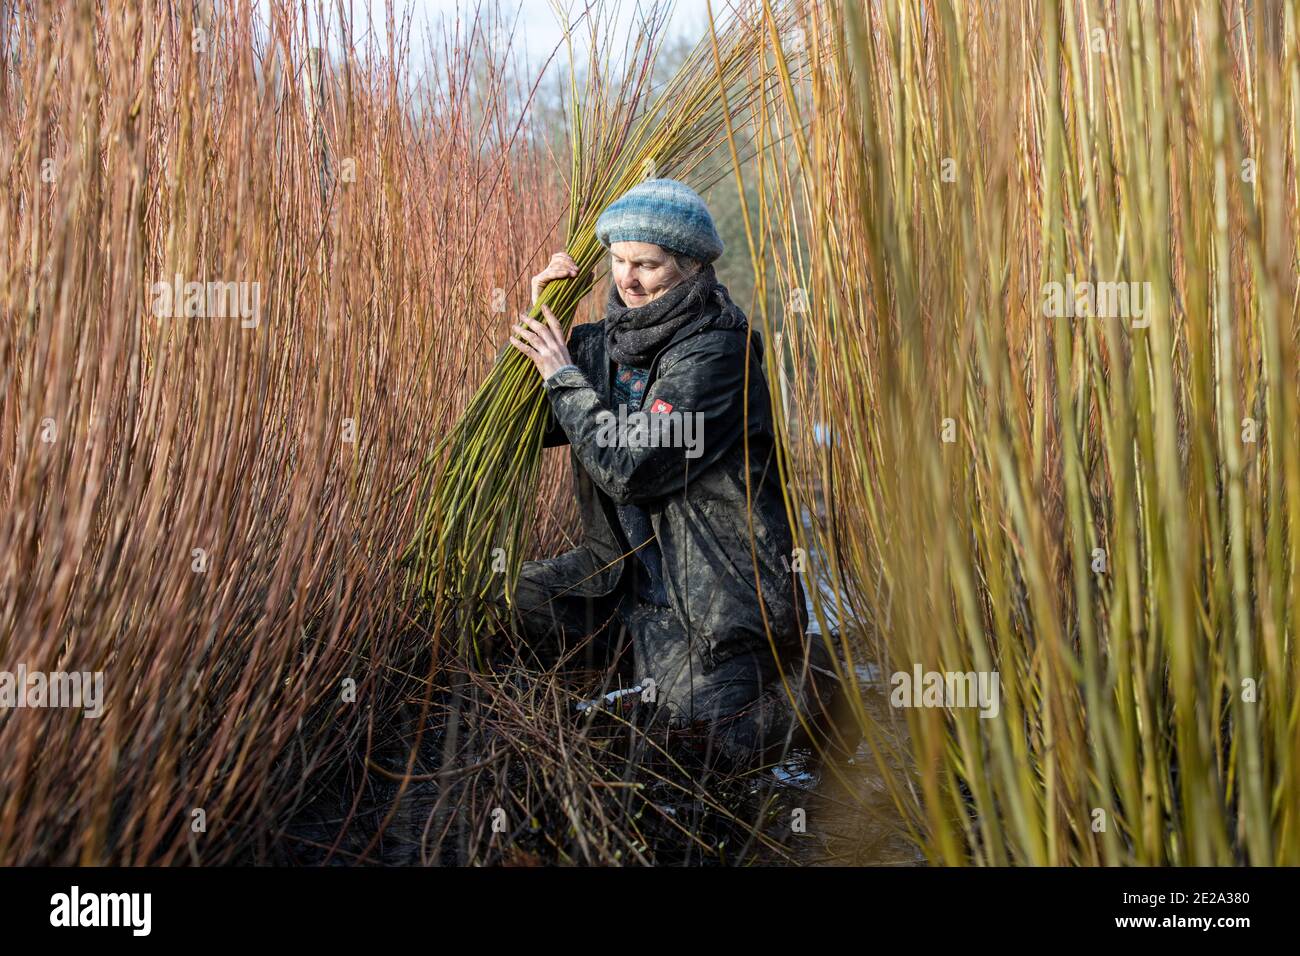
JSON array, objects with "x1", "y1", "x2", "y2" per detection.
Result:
[{"x1": 531, "y1": 252, "x2": 586, "y2": 306}]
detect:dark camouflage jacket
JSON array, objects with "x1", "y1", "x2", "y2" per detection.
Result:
[{"x1": 538, "y1": 305, "x2": 807, "y2": 670}]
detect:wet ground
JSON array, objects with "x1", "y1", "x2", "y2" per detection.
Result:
[
  {"x1": 272, "y1": 657, "x2": 921, "y2": 866},
  {"x1": 274, "y1": 508, "x2": 919, "y2": 865}
]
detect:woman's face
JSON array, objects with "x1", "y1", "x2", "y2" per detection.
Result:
[{"x1": 610, "y1": 241, "x2": 686, "y2": 307}]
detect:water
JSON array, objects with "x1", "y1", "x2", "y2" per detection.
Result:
[
  {"x1": 757, "y1": 513, "x2": 920, "y2": 866},
  {"x1": 753, "y1": 661, "x2": 922, "y2": 866}
]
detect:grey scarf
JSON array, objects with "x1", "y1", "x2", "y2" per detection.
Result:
[{"x1": 603, "y1": 262, "x2": 748, "y2": 367}]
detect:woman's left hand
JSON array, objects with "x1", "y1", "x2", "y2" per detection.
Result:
[{"x1": 509, "y1": 304, "x2": 573, "y2": 380}]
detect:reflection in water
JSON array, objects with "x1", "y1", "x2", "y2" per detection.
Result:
[{"x1": 760, "y1": 513, "x2": 922, "y2": 865}]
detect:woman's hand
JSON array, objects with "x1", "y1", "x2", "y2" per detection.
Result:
[
  {"x1": 530, "y1": 252, "x2": 587, "y2": 306},
  {"x1": 509, "y1": 304, "x2": 573, "y2": 380}
]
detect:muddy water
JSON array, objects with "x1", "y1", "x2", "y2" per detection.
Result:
[
  {"x1": 756, "y1": 663, "x2": 922, "y2": 866},
  {"x1": 765, "y1": 510, "x2": 923, "y2": 864}
]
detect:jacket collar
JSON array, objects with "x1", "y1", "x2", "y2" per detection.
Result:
[{"x1": 598, "y1": 307, "x2": 763, "y2": 397}]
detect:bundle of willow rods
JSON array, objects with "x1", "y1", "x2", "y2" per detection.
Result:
[{"x1": 401, "y1": 1, "x2": 797, "y2": 659}]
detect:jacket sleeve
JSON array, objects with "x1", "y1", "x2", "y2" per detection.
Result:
[
  {"x1": 539, "y1": 373, "x2": 570, "y2": 448},
  {"x1": 542, "y1": 331, "x2": 748, "y2": 504}
]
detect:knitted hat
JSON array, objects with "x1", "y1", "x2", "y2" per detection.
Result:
[{"x1": 595, "y1": 178, "x2": 724, "y2": 263}]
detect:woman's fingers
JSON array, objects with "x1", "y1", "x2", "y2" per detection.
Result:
[
  {"x1": 540, "y1": 304, "x2": 563, "y2": 336},
  {"x1": 512, "y1": 306, "x2": 572, "y2": 380},
  {"x1": 516, "y1": 314, "x2": 556, "y2": 350},
  {"x1": 533, "y1": 254, "x2": 579, "y2": 305},
  {"x1": 513, "y1": 324, "x2": 545, "y2": 353},
  {"x1": 551, "y1": 252, "x2": 579, "y2": 276},
  {"x1": 510, "y1": 319, "x2": 538, "y2": 344},
  {"x1": 533, "y1": 265, "x2": 570, "y2": 302},
  {"x1": 520, "y1": 314, "x2": 568, "y2": 356},
  {"x1": 533, "y1": 308, "x2": 571, "y2": 369}
]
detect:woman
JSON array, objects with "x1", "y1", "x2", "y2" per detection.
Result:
[{"x1": 503, "y1": 178, "x2": 851, "y2": 767}]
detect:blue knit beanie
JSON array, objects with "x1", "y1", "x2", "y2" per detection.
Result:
[{"x1": 595, "y1": 178, "x2": 724, "y2": 263}]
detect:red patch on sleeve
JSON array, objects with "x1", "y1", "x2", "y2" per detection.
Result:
[{"x1": 649, "y1": 399, "x2": 674, "y2": 414}]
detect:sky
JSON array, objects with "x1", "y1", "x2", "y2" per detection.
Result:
[
  {"x1": 442, "y1": 0, "x2": 710, "y2": 70},
  {"x1": 288, "y1": 0, "x2": 716, "y2": 82}
]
